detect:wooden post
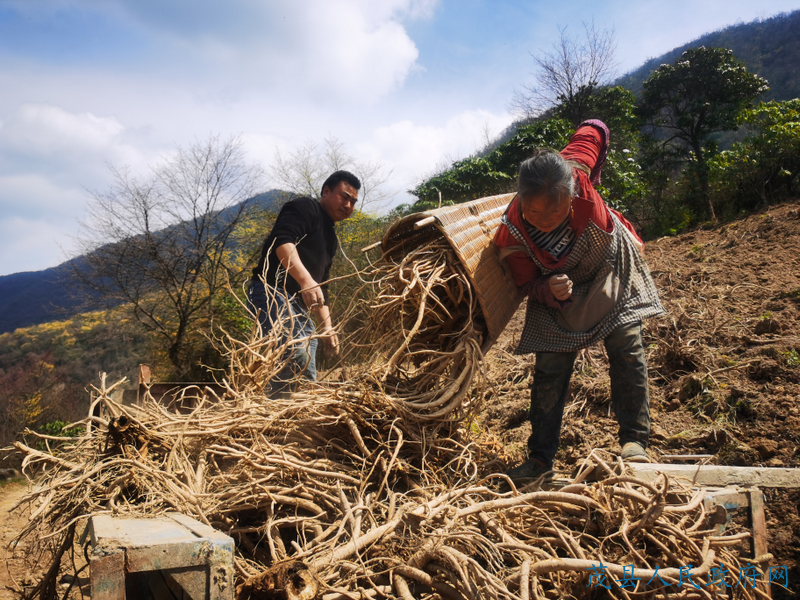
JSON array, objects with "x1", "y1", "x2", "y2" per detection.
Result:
[{"x1": 747, "y1": 488, "x2": 771, "y2": 599}]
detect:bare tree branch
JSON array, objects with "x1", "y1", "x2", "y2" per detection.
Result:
[
  {"x1": 270, "y1": 137, "x2": 394, "y2": 212},
  {"x1": 73, "y1": 135, "x2": 264, "y2": 376},
  {"x1": 511, "y1": 20, "x2": 618, "y2": 123}
]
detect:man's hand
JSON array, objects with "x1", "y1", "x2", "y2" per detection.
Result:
[
  {"x1": 300, "y1": 283, "x2": 325, "y2": 311},
  {"x1": 321, "y1": 329, "x2": 340, "y2": 357},
  {"x1": 549, "y1": 274, "x2": 573, "y2": 301},
  {"x1": 276, "y1": 243, "x2": 326, "y2": 309}
]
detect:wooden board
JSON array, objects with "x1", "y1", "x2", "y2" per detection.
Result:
[{"x1": 627, "y1": 463, "x2": 800, "y2": 488}]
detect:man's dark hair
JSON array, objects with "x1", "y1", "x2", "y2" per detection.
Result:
[{"x1": 320, "y1": 170, "x2": 361, "y2": 197}]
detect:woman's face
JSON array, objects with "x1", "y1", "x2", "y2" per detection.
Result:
[{"x1": 520, "y1": 193, "x2": 572, "y2": 233}]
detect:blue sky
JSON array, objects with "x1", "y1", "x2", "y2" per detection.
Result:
[{"x1": 0, "y1": 0, "x2": 798, "y2": 275}]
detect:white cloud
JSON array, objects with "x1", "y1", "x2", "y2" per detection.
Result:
[
  {"x1": 373, "y1": 110, "x2": 514, "y2": 173},
  {"x1": 0, "y1": 174, "x2": 87, "y2": 218},
  {"x1": 0, "y1": 215, "x2": 77, "y2": 275},
  {"x1": 6, "y1": 0, "x2": 432, "y2": 105},
  {"x1": 8, "y1": 104, "x2": 124, "y2": 154},
  {"x1": 363, "y1": 109, "x2": 515, "y2": 205},
  {"x1": 295, "y1": 3, "x2": 420, "y2": 103},
  {"x1": 0, "y1": 103, "x2": 157, "y2": 275},
  {"x1": 0, "y1": 103, "x2": 150, "y2": 193}
]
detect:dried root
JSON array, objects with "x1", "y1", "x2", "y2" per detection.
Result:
[
  {"x1": 7, "y1": 238, "x2": 766, "y2": 600},
  {"x1": 345, "y1": 239, "x2": 487, "y2": 422}
]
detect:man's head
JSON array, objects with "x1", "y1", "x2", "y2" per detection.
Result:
[
  {"x1": 518, "y1": 149, "x2": 574, "y2": 233},
  {"x1": 320, "y1": 170, "x2": 361, "y2": 222}
]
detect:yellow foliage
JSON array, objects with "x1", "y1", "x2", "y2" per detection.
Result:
[{"x1": 15, "y1": 392, "x2": 44, "y2": 428}]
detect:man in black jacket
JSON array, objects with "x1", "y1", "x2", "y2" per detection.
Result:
[{"x1": 249, "y1": 170, "x2": 360, "y2": 394}]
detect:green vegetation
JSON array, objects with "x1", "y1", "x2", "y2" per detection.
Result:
[
  {"x1": 709, "y1": 99, "x2": 800, "y2": 217},
  {"x1": 408, "y1": 44, "x2": 799, "y2": 239},
  {"x1": 784, "y1": 349, "x2": 800, "y2": 369},
  {"x1": 638, "y1": 47, "x2": 769, "y2": 220}
]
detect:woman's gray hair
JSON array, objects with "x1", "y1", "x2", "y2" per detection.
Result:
[{"x1": 517, "y1": 148, "x2": 575, "y2": 206}]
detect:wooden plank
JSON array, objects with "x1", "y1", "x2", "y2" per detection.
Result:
[
  {"x1": 748, "y1": 488, "x2": 771, "y2": 598},
  {"x1": 168, "y1": 512, "x2": 234, "y2": 545},
  {"x1": 627, "y1": 463, "x2": 800, "y2": 488},
  {"x1": 167, "y1": 567, "x2": 208, "y2": 600},
  {"x1": 89, "y1": 544, "x2": 125, "y2": 600},
  {"x1": 748, "y1": 489, "x2": 770, "y2": 559}
]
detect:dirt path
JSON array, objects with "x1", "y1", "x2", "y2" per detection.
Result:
[{"x1": 0, "y1": 481, "x2": 30, "y2": 599}]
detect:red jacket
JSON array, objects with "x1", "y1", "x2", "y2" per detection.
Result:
[{"x1": 493, "y1": 125, "x2": 642, "y2": 289}]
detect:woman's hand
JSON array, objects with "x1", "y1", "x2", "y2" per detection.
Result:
[{"x1": 549, "y1": 274, "x2": 573, "y2": 301}]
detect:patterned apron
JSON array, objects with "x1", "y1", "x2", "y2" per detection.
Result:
[{"x1": 503, "y1": 211, "x2": 666, "y2": 354}]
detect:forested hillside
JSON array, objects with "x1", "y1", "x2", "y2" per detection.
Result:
[{"x1": 617, "y1": 9, "x2": 800, "y2": 101}]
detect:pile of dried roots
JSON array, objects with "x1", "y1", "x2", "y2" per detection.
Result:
[
  {"x1": 8, "y1": 239, "x2": 769, "y2": 599},
  {"x1": 345, "y1": 239, "x2": 486, "y2": 422}
]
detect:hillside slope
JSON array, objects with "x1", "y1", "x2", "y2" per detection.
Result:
[
  {"x1": 616, "y1": 9, "x2": 800, "y2": 101},
  {"x1": 0, "y1": 190, "x2": 283, "y2": 335},
  {"x1": 0, "y1": 264, "x2": 87, "y2": 334},
  {"x1": 481, "y1": 202, "x2": 800, "y2": 593}
]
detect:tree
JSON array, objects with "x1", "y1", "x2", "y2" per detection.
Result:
[
  {"x1": 709, "y1": 99, "x2": 800, "y2": 214},
  {"x1": 638, "y1": 46, "x2": 769, "y2": 221},
  {"x1": 74, "y1": 135, "x2": 264, "y2": 377},
  {"x1": 270, "y1": 137, "x2": 393, "y2": 212},
  {"x1": 410, "y1": 118, "x2": 573, "y2": 209},
  {"x1": 511, "y1": 20, "x2": 618, "y2": 125}
]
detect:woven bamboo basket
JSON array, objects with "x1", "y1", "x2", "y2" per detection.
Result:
[{"x1": 378, "y1": 193, "x2": 522, "y2": 346}]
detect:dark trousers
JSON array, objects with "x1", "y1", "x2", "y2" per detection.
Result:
[{"x1": 527, "y1": 321, "x2": 651, "y2": 466}]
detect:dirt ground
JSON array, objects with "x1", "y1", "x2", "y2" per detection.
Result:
[
  {"x1": 1, "y1": 204, "x2": 799, "y2": 597},
  {"x1": 1, "y1": 480, "x2": 90, "y2": 600},
  {"x1": 0, "y1": 482, "x2": 31, "y2": 599},
  {"x1": 481, "y1": 203, "x2": 800, "y2": 595}
]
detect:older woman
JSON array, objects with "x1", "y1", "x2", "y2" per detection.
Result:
[{"x1": 493, "y1": 120, "x2": 665, "y2": 482}]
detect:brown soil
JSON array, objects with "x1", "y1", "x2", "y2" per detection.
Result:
[
  {"x1": 0, "y1": 482, "x2": 31, "y2": 600},
  {"x1": 481, "y1": 203, "x2": 800, "y2": 596},
  {"x1": 1, "y1": 480, "x2": 89, "y2": 599}
]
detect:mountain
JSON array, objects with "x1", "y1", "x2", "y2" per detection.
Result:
[
  {"x1": 616, "y1": 9, "x2": 800, "y2": 101},
  {"x1": 0, "y1": 264, "x2": 86, "y2": 335},
  {"x1": 0, "y1": 190, "x2": 283, "y2": 335}
]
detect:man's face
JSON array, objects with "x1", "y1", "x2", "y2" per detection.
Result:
[{"x1": 320, "y1": 181, "x2": 358, "y2": 222}]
